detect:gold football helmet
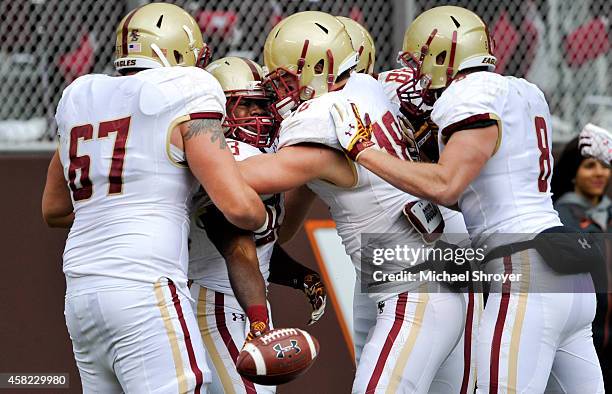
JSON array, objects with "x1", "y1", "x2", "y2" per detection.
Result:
[
  {"x1": 114, "y1": 3, "x2": 210, "y2": 73},
  {"x1": 206, "y1": 57, "x2": 276, "y2": 148},
  {"x1": 263, "y1": 11, "x2": 358, "y2": 119},
  {"x1": 336, "y1": 16, "x2": 375, "y2": 75},
  {"x1": 398, "y1": 6, "x2": 496, "y2": 94}
]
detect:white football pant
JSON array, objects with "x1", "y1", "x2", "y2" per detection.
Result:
[
  {"x1": 65, "y1": 277, "x2": 210, "y2": 393},
  {"x1": 191, "y1": 283, "x2": 275, "y2": 394},
  {"x1": 477, "y1": 249, "x2": 604, "y2": 393},
  {"x1": 352, "y1": 286, "x2": 470, "y2": 394}
]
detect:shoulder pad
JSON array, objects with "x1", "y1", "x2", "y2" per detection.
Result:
[
  {"x1": 277, "y1": 93, "x2": 342, "y2": 150},
  {"x1": 137, "y1": 67, "x2": 225, "y2": 117}
]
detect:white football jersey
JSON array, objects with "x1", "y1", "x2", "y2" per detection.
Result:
[
  {"x1": 377, "y1": 67, "x2": 416, "y2": 115},
  {"x1": 278, "y1": 73, "x2": 421, "y2": 288},
  {"x1": 188, "y1": 139, "x2": 283, "y2": 295},
  {"x1": 432, "y1": 72, "x2": 561, "y2": 246},
  {"x1": 56, "y1": 66, "x2": 226, "y2": 287},
  {"x1": 378, "y1": 68, "x2": 470, "y2": 241}
]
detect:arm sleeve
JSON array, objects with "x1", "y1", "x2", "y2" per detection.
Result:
[{"x1": 268, "y1": 244, "x2": 317, "y2": 289}]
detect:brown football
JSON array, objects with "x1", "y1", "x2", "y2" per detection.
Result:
[{"x1": 236, "y1": 328, "x2": 320, "y2": 385}]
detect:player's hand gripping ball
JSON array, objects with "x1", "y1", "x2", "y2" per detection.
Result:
[{"x1": 237, "y1": 328, "x2": 319, "y2": 385}]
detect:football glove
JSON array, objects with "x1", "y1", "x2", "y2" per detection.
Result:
[
  {"x1": 579, "y1": 123, "x2": 612, "y2": 165},
  {"x1": 302, "y1": 273, "x2": 327, "y2": 325},
  {"x1": 330, "y1": 98, "x2": 375, "y2": 161},
  {"x1": 245, "y1": 305, "x2": 270, "y2": 341}
]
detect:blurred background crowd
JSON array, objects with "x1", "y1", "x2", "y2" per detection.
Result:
[{"x1": 0, "y1": 0, "x2": 609, "y2": 149}]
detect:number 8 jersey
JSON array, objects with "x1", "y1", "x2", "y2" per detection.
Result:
[
  {"x1": 55, "y1": 67, "x2": 226, "y2": 287},
  {"x1": 431, "y1": 71, "x2": 561, "y2": 246}
]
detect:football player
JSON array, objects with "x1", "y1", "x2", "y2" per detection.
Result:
[
  {"x1": 188, "y1": 56, "x2": 326, "y2": 394},
  {"x1": 41, "y1": 4, "x2": 268, "y2": 393},
  {"x1": 237, "y1": 11, "x2": 469, "y2": 393},
  {"x1": 338, "y1": 16, "x2": 478, "y2": 393},
  {"x1": 353, "y1": 17, "x2": 481, "y2": 392},
  {"x1": 334, "y1": 16, "x2": 380, "y2": 365},
  {"x1": 334, "y1": 6, "x2": 604, "y2": 393}
]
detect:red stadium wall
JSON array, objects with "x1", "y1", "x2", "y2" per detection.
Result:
[{"x1": 0, "y1": 153, "x2": 354, "y2": 393}]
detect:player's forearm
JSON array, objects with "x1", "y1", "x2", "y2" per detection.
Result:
[
  {"x1": 357, "y1": 149, "x2": 459, "y2": 206},
  {"x1": 225, "y1": 237, "x2": 268, "y2": 310},
  {"x1": 238, "y1": 157, "x2": 305, "y2": 195},
  {"x1": 43, "y1": 212, "x2": 74, "y2": 228},
  {"x1": 222, "y1": 184, "x2": 268, "y2": 231}
]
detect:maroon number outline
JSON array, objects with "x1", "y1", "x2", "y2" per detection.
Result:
[
  {"x1": 67, "y1": 116, "x2": 131, "y2": 201},
  {"x1": 98, "y1": 117, "x2": 131, "y2": 194},
  {"x1": 68, "y1": 124, "x2": 94, "y2": 201},
  {"x1": 534, "y1": 116, "x2": 552, "y2": 192},
  {"x1": 372, "y1": 111, "x2": 411, "y2": 160}
]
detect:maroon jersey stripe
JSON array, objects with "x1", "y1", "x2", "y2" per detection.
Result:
[
  {"x1": 460, "y1": 290, "x2": 475, "y2": 394},
  {"x1": 489, "y1": 255, "x2": 513, "y2": 394},
  {"x1": 214, "y1": 292, "x2": 258, "y2": 393},
  {"x1": 169, "y1": 281, "x2": 204, "y2": 393},
  {"x1": 190, "y1": 112, "x2": 223, "y2": 120},
  {"x1": 441, "y1": 113, "x2": 497, "y2": 140},
  {"x1": 365, "y1": 292, "x2": 408, "y2": 393}
]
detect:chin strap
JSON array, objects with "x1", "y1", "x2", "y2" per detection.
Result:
[{"x1": 182, "y1": 24, "x2": 200, "y2": 63}]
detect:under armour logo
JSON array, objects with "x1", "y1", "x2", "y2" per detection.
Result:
[
  {"x1": 578, "y1": 238, "x2": 592, "y2": 249},
  {"x1": 231, "y1": 313, "x2": 245, "y2": 322},
  {"x1": 273, "y1": 340, "x2": 301, "y2": 358}
]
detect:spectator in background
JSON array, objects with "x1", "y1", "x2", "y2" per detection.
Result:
[
  {"x1": 552, "y1": 135, "x2": 612, "y2": 388},
  {"x1": 552, "y1": 136, "x2": 611, "y2": 228}
]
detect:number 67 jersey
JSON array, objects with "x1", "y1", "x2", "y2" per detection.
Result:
[
  {"x1": 432, "y1": 71, "x2": 561, "y2": 246},
  {"x1": 55, "y1": 67, "x2": 226, "y2": 287}
]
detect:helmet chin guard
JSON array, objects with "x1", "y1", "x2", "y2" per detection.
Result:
[
  {"x1": 206, "y1": 56, "x2": 279, "y2": 148},
  {"x1": 224, "y1": 95, "x2": 277, "y2": 148}
]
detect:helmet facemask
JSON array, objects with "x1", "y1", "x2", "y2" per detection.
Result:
[
  {"x1": 194, "y1": 43, "x2": 212, "y2": 69},
  {"x1": 397, "y1": 27, "x2": 453, "y2": 109},
  {"x1": 224, "y1": 92, "x2": 277, "y2": 148},
  {"x1": 262, "y1": 67, "x2": 306, "y2": 121}
]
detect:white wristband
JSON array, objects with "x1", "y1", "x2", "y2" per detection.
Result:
[{"x1": 254, "y1": 211, "x2": 270, "y2": 234}]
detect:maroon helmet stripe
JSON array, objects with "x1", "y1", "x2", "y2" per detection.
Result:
[
  {"x1": 326, "y1": 49, "x2": 335, "y2": 89},
  {"x1": 365, "y1": 292, "x2": 407, "y2": 392},
  {"x1": 459, "y1": 290, "x2": 475, "y2": 394},
  {"x1": 189, "y1": 112, "x2": 223, "y2": 120},
  {"x1": 121, "y1": 7, "x2": 140, "y2": 57},
  {"x1": 243, "y1": 58, "x2": 261, "y2": 81},
  {"x1": 489, "y1": 255, "x2": 513, "y2": 394},
  {"x1": 297, "y1": 40, "x2": 309, "y2": 74},
  {"x1": 447, "y1": 30, "x2": 458, "y2": 79},
  {"x1": 169, "y1": 281, "x2": 204, "y2": 393},
  {"x1": 214, "y1": 292, "x2": 257, "y2": 392}
]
